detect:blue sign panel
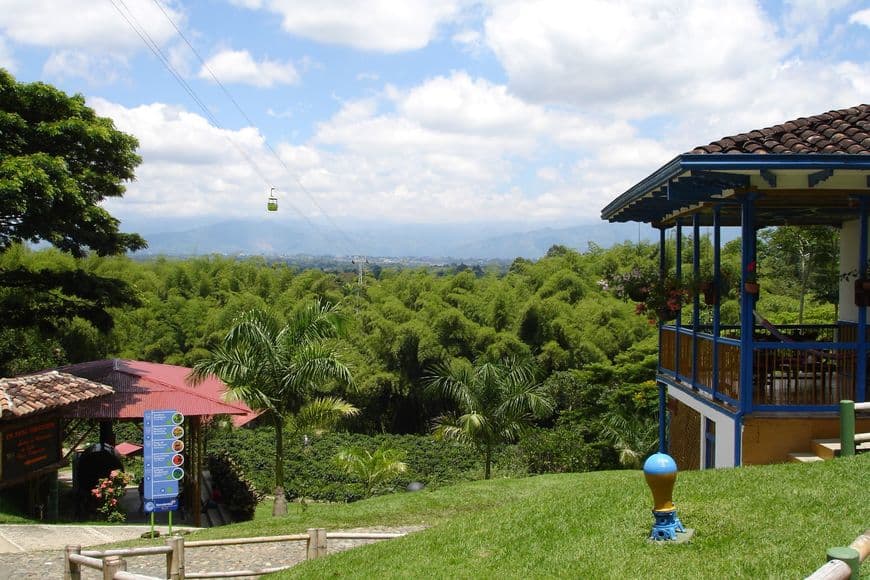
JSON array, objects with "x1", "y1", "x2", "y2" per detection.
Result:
[{"x1": 143, "y1": 409, "x2": 185, "y2": 512}]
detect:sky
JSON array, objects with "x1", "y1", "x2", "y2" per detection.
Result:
[{"x1": 0, "y1": 0, "x2": 869, "y2": 238}]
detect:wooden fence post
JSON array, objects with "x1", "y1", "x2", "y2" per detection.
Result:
[
  {"x1": 316, "y1": 528, "x2": 328, "y2": 559},
  {"x1": 307, "y1": 528, "x2": 328, "y2": 560},
  {"x1": 64, "y1": 545, "x2": 81, "y2": 580},
  {"x1": 166, "y1": 534, "x2": 185, "y2": 579},
  {"x1": 827, "y1": 546, "x2": 860, "y2": 579},
  {"x1": 840, "y1": 400, "x2": 855, "y2": 457},
  {"x1": 103, "y1": 555, "x2": 125, "y2": 580}
]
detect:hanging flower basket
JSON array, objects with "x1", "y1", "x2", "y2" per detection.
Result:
[{"x1": 698, "y1": 281, "x2": 718, "y2": 305}]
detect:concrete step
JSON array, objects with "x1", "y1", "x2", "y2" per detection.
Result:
[
  {"x1": 788, "y1": 452, "x2": 825, "y2": 463},
  {"x1": 811, "y1": 439, "x2": 841, "y2": 460},
  {"x1": 810, "y1": 438, "x2": 870, "y2": 459}
]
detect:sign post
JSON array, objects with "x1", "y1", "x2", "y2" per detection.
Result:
[{"x1": 143, "y1": 410, "x2": 185, "y2": 535}]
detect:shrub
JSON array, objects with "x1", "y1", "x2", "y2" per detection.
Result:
[
  {"x1": 207, "y1": 428, "x2": 486, "y2": 502},
  {"x1": 519, "y1": 427, "x2": 612, "y2": 474},
  {"x1": 207, "y1": 452, "x2": 261, "y2": 521},
  {"x1": 92, "y1": 469, "x2": 131, "y2": 523}
]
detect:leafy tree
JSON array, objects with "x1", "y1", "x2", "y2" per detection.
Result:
[
  {"x1": 600, "y1": 409, "x2": 658, "y2": 469},
  {"x1": 760, "y1": 226, "x2": 839, "y2": 322},
  {"x1": 427, "y1": 357, "x2": 554, "y2": 479},
  {"x1": 333, "y1": 446, "x2": 408, "y2": 498},
  {"x1": 0, "y1": 69, "x2": 145, "y2": 256},
  {"x1": 0, "y1": 71, "x2": 145, "y2": 371},
  {"x1": 189, "y1": 301, "x2": 354, "y2": 514}
]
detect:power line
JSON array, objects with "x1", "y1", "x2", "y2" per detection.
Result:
[
  {"x1": 148, "y1": 0, "x2": 359, "y2": 256},
  {"x1": 106, "y1": 0, "x2": 329, "y2": 245}
]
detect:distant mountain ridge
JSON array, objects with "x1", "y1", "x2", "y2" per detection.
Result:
[{"x1": 137, "y1": 220, "x2": 655, "y2": 260}]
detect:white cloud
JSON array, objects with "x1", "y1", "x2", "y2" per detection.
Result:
[
  {"x1": 90, "y1": 98, "x2": 278, "y2": 218},
  {"x1": 42, "y1": 51, "x2": 128, "y2": 85},
  {"x1": 0, "y1": 0, "x2": 182, "y2": 52},
  {"x1": 484, "y1": 0, "x2": 786, "y2": 116},
  {"x1": 850, "y1": 8, "x2": 870, "y2": 28},
  {"x1": 782, "y1": 0, "x2": 853, "y2": 51},
  {"x1": 199, "y1": 49, "x2": 298, "y2": 87},
  {"x1": 0, "y1": 36, "x2": 15, "y2": 72},
  {"x1": 240, "y1": 0, "x2": 464, "y2": 52}
]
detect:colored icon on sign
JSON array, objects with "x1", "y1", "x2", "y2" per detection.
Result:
[
  {"x1": 172, "y1": 426, "x2": 184, "y2": 438},
  {"x1": 172, "y1": 440, "x2": 184, "y2": 452},
  {"x1": 172, "y1": 454, "x2": 184, "y2": 466},
  {"x1": 171, "y1": 468, "x2": 184, "y2": 480},
  {"x1": 172, "y1": 412, "x2": 184, "y2": 425}
]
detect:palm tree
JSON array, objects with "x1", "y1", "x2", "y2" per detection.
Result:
[
  {"x1": 600, "y1": 410, "x2": 659, "y2": 469},
  {"x1": 427, "y1": 357, "x2": 553, "y2": 479},
  {"x1": 189, "y1": 301, "x2": 354, "y2": 513},
  {"x1": 334, "y1": 446, "x2": 407, "y2": 498}
]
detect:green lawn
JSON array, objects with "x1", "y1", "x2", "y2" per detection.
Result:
[{"x1": 243, "y1": 454, "x2": 869, "y2": 579}]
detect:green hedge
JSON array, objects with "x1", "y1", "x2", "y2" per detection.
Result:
[{"x1": 206, "y1": 428, "x2": 487, "y2": 502}]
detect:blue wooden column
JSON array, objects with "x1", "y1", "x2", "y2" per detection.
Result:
[
  {"x1": 712, "y1": 206, "x2": 721, "y2": 400},
  {"x1": 675, "y1": 222, "x2": 682, "y2": 377},
  {"x1": 658, "y1": 226, "x2": 668, "y2": 453},
  {"x1": 692, "y1": 215, "x2": 701, "y2": 385},
  {"x1": 858, "y1": 198, "x2": 869, "y2": 403},
  {"x1": 736, "y1": 196, "x2": 757, "y2": 467}
]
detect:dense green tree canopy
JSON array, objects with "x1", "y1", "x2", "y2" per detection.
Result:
[{"x1": 0, "y1": 69, "x2": 145, "y2": 256}]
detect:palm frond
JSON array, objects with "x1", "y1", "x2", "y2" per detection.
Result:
[{"x1": 295, "y1": 396, "x2": 359, "y2": 434}]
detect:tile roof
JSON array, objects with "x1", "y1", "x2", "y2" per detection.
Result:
[
  {"x1": 0, "y1": 371, "x2": 113, "y2": 419},
  {"x1": 691, "y1": 104, "x2": 870, "y2": 155}
]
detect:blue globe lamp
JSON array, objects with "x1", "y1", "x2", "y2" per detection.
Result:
[{"x1": 643, "y1": 452, "x2": 685, "y2": 541}]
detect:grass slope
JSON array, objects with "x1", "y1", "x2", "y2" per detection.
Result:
[{"x1": 247, "y1": 454, "x2": 870, "y2": 579}]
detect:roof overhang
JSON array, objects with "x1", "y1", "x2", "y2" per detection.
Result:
[{"x1": 601, "y1": 154, "x2": 870, "y2": 227}]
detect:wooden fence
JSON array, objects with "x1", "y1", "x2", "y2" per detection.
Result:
[
  {"x1": 805, "y1": 529, "x2": 870, "y2": 580},
  {"x1": 64, "y1": 528, "x2": 405, "y2": 579}
]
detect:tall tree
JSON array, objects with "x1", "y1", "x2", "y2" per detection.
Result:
[
  {"x1": 760, "y1": 226, "x2": 839, "y2": 323},
  {"x1": 0, "y1": 69, "x2": 145, "y2": 255},
  {"x1": 189, "y1": 301, "x2": 354, "y2": 515},
  {"x1": 0, "y1": 70, "x2": 145, "y2": 371},
  {"x1": 427, "y1": 357, "x2": 553, "y2": 479}
]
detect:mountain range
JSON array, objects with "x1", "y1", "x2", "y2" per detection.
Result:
[{"x1": 135, "y1": 220, "x2": 656, "y2": 260}]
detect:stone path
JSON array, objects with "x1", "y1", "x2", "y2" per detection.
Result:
[{"x1": 0, "y1": 524, "x2": 422, "y2": 579}]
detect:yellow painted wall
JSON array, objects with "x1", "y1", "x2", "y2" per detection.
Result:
[{"x1": 742, "y1": 415, "x2": 870, "y2": 465}]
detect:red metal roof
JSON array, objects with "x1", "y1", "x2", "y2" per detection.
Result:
[
  {"x1": 59, "y1": 359, "x2": 260, "y2": 425},
  {"x1": 115, "y1": 441, "x2": 143, "y2": 456},
  {"x1": 0, "y1": 371, "x2": 113, "y2": 419}
]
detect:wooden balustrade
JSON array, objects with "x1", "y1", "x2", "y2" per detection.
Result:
[{"x1": 659, "y1": 325, "x2": 864, "y2": 408}]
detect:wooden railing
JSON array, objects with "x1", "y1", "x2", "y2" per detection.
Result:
[
  {"x1": 65, "y1": 528, "x2": 407, "y2": 579},
  {"x1": 660, "y1": 324, "x2": 865, "y2": 409}
]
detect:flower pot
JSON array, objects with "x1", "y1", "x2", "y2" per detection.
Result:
[
  {"x1": 627, "y1": 287, "x2": 648, "y2": 302},
  {"x1": 744, "y1": 282, "x2": 759, "y2": 295},
  {"x1": 855, "y1": 279, "x2": 870, "y2": 307},
  {"x1": 699, "y1": 281, "x2": 718, "y2": 305}
]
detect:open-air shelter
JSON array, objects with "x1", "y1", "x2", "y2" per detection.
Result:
[
  {"x1": 61, "y1": 359, "x2": 255, "y2": 526},
  {"x1": 602, "y1": 104, "x2": 870, "y2": 468}
]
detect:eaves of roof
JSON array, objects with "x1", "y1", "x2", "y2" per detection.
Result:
[{"x1": 601, "y1": 153, "x2": 870, "y2": 223}]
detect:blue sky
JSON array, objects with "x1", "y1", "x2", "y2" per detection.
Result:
[{"x1": 0, "y1": 0, "x2": 868, "y2": 235}]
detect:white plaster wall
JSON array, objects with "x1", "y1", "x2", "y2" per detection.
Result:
[
  {"x1": 667, "y1": 385, "x2": 738, "y2": 468},
  {"x1": 840, "y1": 219, "x2": 860, "y2": 323}
]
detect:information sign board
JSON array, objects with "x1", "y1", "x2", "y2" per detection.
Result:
[{"x1": 143, "y1": 409, "x2": 185, "y2": 513}]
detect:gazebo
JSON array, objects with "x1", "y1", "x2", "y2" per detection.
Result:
[
  {"x1": 602, "y1": 104, "x2": 870, "y2": 469},
  {"x1": 61, "y1": 359, "x2": 256, "y2": 526}
]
